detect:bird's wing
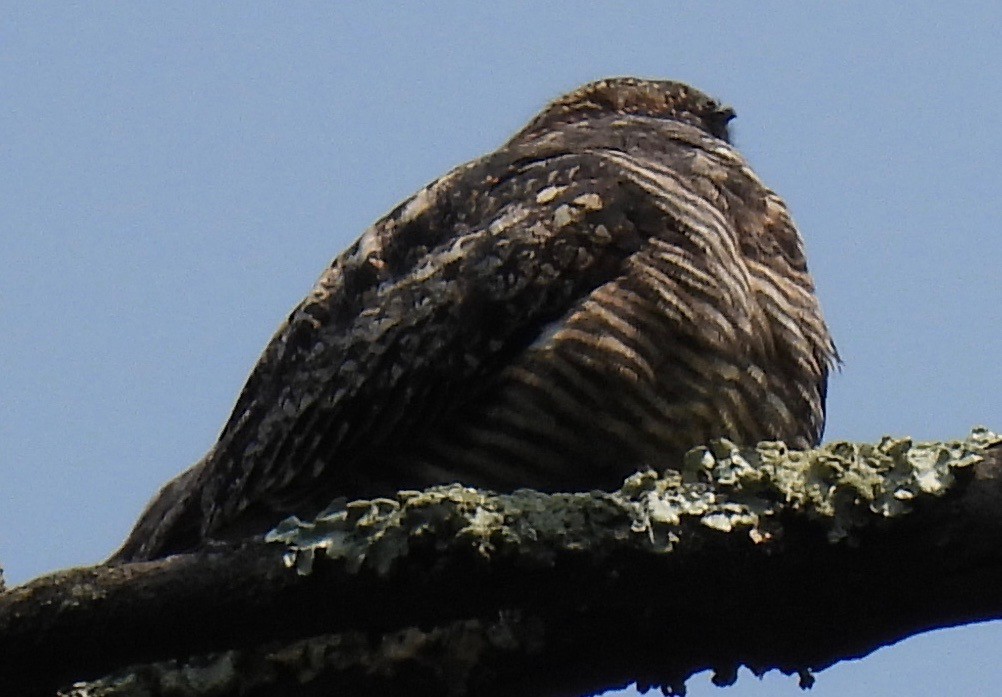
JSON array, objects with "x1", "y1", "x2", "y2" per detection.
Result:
[
  {"x1": 113, "y1": 135, "x2": 669, "y2": 561},
  {"x1": 212, "y1": 147, "x2": 653, "y2": 517}
]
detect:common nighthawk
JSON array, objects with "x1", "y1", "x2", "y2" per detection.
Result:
[{"x1": 112, "y1": 77, "x2": 836, "y2": 563}]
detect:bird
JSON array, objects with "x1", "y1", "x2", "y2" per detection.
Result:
[{"x1": 110, "y1": 77, "x2": 837, "y2": 563}]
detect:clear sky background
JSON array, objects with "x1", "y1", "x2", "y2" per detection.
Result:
[{"x1": 2, "y1": 4, "x2": 1000, "y2": 696}]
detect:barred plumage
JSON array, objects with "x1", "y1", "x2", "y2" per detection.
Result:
[{"x1": 112, "y1": 77, "x2": 836, "y2": 563}]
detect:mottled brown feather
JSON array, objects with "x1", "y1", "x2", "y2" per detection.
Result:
[{"x1": 111, "y1": 77, "x2": 836, "y2": 563}]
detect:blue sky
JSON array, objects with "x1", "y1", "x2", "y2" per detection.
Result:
[{"x1": 2, "y1": 4, "x2": 1000, "y2": 695}]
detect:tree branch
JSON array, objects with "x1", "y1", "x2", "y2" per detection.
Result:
[{"x1": 3, "y1": 431, "x2": 1000, "y2": 696}]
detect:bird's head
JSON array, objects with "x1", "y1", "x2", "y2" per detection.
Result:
[{"x1": 513, "y1": 76, "x2": 735, "y2": 144}]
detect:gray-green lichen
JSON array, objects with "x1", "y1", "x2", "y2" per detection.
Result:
[
  {"x1": 667, "y1": 426, "x2": 999, "y2": 543},
  {"x1": 266, "y1": 428, "x2": 1000, "y2": 575}
]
